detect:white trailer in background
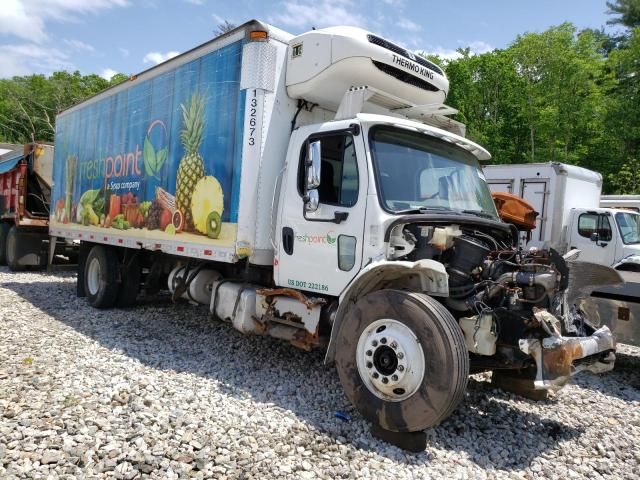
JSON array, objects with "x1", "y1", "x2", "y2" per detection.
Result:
[{"x1": 601, "y1": 195, "x2": 640, "y2": 212}]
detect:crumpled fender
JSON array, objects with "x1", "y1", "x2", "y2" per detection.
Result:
[{"x1": 324, "y1": 259, "x2": 449, "y2": 364}]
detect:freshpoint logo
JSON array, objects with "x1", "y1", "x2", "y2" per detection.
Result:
[{"x1": 297, "y1": 230, "x2": 337, "y2": 246}]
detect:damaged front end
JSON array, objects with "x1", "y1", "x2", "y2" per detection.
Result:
[
  {"x1": 519, "y1": 318, "x2": 615, "y2": 390},
  {"x1": 385, "y1": 219, "x2": 618, "y2": 392}
]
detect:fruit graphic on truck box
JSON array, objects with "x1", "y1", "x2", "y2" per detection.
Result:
[
  {"x1": 50, "y1": 39, "x2": 243, "y2": 252},
  {"x1": 192, "y1": 176, "x2": 224, "y2": 236},
  {"x1": 176, "y1": 93, "x2": 206, "y2": 232}
]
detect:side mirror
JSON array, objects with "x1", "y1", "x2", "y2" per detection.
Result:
[
  {"x1": 590, "y1": 232, "x2": 599, "y2": 242},
  {"x1": 305, "y1": 189, "x2": 319, "y2": 212},
  {"x1": 306, "y1": 140, "x2": 321, "y2": 190}
]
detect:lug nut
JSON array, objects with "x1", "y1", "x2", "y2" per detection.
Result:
[
  {"x1": 391, "y1": 374, "x2": 398, "y2": 381},
  {"x1": 380, "y1": 337, "x2": 387, "y2": 344},
  {"x1": 366, "y1": 362, "x2": 373, "y2": 369},
  {"x1": 365, "y1": 350, "x2": 372, "y2": 357},
  {"x1": 397, "y1": 352, "x2": 404, "y2": 359},
  {"x1": 397, "y1": 365, "x2": 405, "y2": 372},
  {"x1": 391, "y1": 341, "x2": 398, "y2": 349},
  {"x1": 372, "y1": 372, "x2": 379, "y2": 379},
  {"x1": 372, "y1": 340, "x2": 378, "y2": 347},
  {"x1": 382, "y1": 377, "x2": 389, "y2": 384}
]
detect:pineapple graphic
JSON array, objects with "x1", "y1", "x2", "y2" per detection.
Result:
[{"x1": 176, "y1": 93, "x2": 206, "y2": 231}]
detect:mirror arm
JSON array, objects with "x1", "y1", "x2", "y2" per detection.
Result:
[{"x1": 303, "y1": 207, "x2": 349, "y2": 224}]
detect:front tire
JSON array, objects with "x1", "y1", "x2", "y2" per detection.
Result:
[
  {"x1": 335, "y1": 290, "x2": 469, "y2": 432},
  {"x1": 84, "y1": 245, "x2": 119, "y2": 309}
]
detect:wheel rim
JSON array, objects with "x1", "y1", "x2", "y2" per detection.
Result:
[
  {"x1": 356, "y1": 318, "x2": 425, "y2": 402},
  {"x1": 87, "y1": 257, "x2": 101, "y2": 296}
]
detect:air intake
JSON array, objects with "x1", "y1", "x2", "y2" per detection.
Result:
[
  {"x1": 367, "y1": 34, "x2": 444, "y2": 77},
  {"x1": 372, "y1": 61, "x2": 439, "y2": 92}
]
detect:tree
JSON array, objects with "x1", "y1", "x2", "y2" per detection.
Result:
[
  {"x1": 215, "y1": 20, "x2": 236, "y2": 36},
  {"x1": 607, "y1": 0, "x2": 640, "y2": 28},
  {"x1": 0, "y1": 70, "x2": 125, "y2": 143}
]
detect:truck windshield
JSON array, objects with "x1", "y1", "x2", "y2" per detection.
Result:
[
  {"x1": 369, "y1": 126, "x2": 498, "y2": 218},
  {"x1": 616, "y1": 211, "x2": 640, "y2": 244}
]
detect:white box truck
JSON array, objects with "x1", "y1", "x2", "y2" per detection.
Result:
[
  {"x1": 49, "y1": 20, "x2": 616, "y2": 443},
  {"x1": 484, "y1": 162, "x2": 640, "y2": 270}
]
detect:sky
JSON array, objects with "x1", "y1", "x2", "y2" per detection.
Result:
[{"x1": 0, "y1": 0, "x2": 622, "y2": 79}]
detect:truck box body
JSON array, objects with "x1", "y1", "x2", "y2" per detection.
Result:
[
  {"x1": 483, "y1": 162, "x2": 602, "y2": 250},
  {"x1": 50, "y1": 22, "x2": 326, "y2": 265}
]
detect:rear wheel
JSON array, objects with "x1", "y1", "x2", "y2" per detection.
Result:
[
  {"x1": 84, "y1": 245, "x2": 119, "y2": 308},
  {"x1": 335, "y1": 290, "x2": 469, "y2": 432},
  {"x1": 0, "y1": 223, "x2": 9, "y2": 265},
  {"x1": 6, "y1": 226, "x2": 26, "y2": 271},
  {"x1": 116, "y1": 252, "x2": 141, "y2": 308}
]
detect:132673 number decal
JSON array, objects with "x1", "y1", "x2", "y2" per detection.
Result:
[{"x1": 248, "y1": 89, "x2": 258, "y2": 146}]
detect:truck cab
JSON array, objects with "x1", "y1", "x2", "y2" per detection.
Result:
[
  {"x1": 567, "y1": 207, "x2": 640, "y2": 269},
  {"x1": 274, "y1": 114, "x2": 497, "y2": 297}
]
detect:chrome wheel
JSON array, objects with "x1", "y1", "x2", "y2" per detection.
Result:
[
  {"x1": 356, "y1": 318, "x2": 425, "y2": 402},
  {"x1": 86, "y1": 257, "x2": 101, "y2": 296}
]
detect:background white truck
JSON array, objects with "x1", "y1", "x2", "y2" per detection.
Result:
[
  {"x1": 49, "y1": 20, "x2": 616, "y2": 445},
  {"x1": 484, "y1": 162, "x2": 640, "y2": 270}
]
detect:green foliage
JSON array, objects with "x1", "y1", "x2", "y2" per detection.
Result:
[
  {"x1": 607, "y1": 158, "x2": 640, "y2": 193},
  {"x1": 607, "y1": 0, "x2": 640, "y2": 28},
  {"x1": 0, "y1": 70, "x2": 126, "y2": 143},
  {"x1": 427, "y1": 21, "x2": 640, "y2": 193}
]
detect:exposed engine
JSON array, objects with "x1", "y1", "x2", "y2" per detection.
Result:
[{"x1": 387, "y1": 221, "x2": 615, "y2": 388}]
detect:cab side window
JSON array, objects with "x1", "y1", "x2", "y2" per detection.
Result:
[
  {"x1": 298, "y1": 133, "x2": 358, "y2": 207},
  {"x1": 578, "y1": 213, "x2": 612, "y2": 241}
]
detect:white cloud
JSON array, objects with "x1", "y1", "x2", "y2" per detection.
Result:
[
  {"x1": 397, "y1": 18, "x2": 421, "y2": 32},
  {"x1": 0, "y1": 0, "x2": 128, "y2": 43},
  {"x1": 270, "y1": 0, "x2": 365, "y2": 29},
  {"x1": 100, "y1": 68, "x2": 118, "y2": 80},
  {"x1": 184, "y1": 0, "x2": 204, "y2": 4},
  {"x1": 421, "y1": 41, "x2": 494, "y2": 61},
  {"x1": 0, "y1": 43, "x2": 72, "y2": 77},
  {"x1": 64, "y1": 39, "x2": 95, "y2": 53},
  {"x1": 468, "y1": 40, "x2": 493, "y2": 54},
  {"x1": 143, "y1": 51, "x2": 180, "y2": 65},
  {"x1": 119, "y1": 47, "x2": 130, "y2": 57}
]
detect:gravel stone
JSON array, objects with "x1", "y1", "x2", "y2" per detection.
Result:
[{"x1": 1, "y1": 267, "x2": 639, "y2": 479}]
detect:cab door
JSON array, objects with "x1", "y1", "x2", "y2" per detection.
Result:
[
  {"x1": 275, "y1": 126, "x2": 368, "y2": 297},
  {"x1": 570, "y1": 211, "x2": 617, "y2": 266}
]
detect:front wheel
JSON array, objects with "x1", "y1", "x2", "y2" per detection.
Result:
[{"x1": 335, "y1": 290, "x2": 469, "y2": 432}]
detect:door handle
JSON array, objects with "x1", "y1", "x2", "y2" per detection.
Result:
[{"x1": 282, "y1": 227, "x2": 294, "y2": 255}]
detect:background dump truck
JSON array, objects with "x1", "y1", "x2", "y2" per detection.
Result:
[
  {"x1": 50, "y1": 20, "x2": 617, "y2": 441},
  {"x1": 0, "y1": 142, "x2": 74, "y2": 270}
]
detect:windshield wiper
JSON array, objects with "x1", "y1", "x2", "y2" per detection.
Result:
[
  {"x1": 393, "y1": 206, "x2": 457, "y2": 215},
  {"x1": 461, "y1": 209, "x2": 496, "y2": 219}
]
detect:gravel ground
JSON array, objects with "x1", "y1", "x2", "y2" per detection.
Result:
[{"x1": 1, "y1": 267, "x2": 639, "y2": 479}]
